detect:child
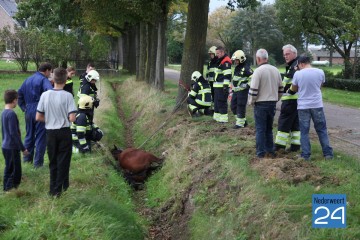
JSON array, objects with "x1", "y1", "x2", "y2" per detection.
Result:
[
  {"x1": 1, "y1": 90, "x2": 28, "y2": 191},
  {"x1": 36, "y1": 68, "x2": 77, "y2": 197}
]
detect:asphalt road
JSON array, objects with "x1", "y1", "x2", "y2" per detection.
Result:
[{"x1": 165, "y1": 68, "x2": 360, "y2": 158}]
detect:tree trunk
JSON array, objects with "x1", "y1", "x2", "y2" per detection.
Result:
[
  {"x1": 145, "y1": 23, "x2": 152, "y2": 84},
  {"x1": 118, "y1": 36, "x2": 123, "y2": 68},
  {"x1": 135, "y1": 24, "x2": 140, "y2": 79},
  {"x1": 122, "y1": 31, "x2": 129, "y2": 71},
  {"x1": 137, "y1": 22, "x2": 147, "y2": 81},
  {"x1": 128, "y1": 26, "x2": 137, "y2": 74},
  {"x1": 176, "y1": 0, "x2": 210, "y2": 105},
  {"x1": 154, "y1": 17, "x2": 167, "y2": 90},
  {"x1": 149, "y1": 23, "x2": 158, "y2": 85}
]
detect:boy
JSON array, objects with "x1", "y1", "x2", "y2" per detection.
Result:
[
  {"x1": 1, "y1": 90, "x2": 28, "y2": 191},
  {"x1": 36, "y1": 68, "x2": 77, "y2": 197}
]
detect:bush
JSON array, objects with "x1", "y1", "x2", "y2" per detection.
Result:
[{"x1": 324, "y1": 77, "x2": 360, "y2": 91}]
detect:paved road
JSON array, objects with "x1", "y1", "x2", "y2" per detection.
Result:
[{"x1": 165, "y1": 68, "x2": 360, "y2": 158}]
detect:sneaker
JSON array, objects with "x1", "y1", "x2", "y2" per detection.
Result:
[{"x1": 324, "y1": 155, "x2": 333, "y2": 160}]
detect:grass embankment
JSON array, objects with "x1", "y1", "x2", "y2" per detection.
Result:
[
  {"x1": 0, "y1": 73, "x2": 146, "y2": 239},
  {"x1": 116, "y1": 76, "x2": 360, "y2": 239}
]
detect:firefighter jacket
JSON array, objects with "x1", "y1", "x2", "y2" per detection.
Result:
[
  {"x1": 77, "y1": 80, "x2": 98, "y2": 99},
  {"x1": 281, "y1": 57, "x2": 299, "y2": 100},
  {"x1": 206, "y1": 57, "x2": 218, "y2": 82},
  {"x1": 232, "y1": 61, "x2": 253, "y2": 92},
  {"x1": 63, "y1": 77, "x2": 74, "y2": 96},
  {"x1": 71, "y1": 110, "x2": 99, "y2": 153},
  {"x1": 188, "y1": 76, "x2": 212, "y2": 107},
  {"x1": 18, "y1": 72, "x2": 53, "y2": 113},
  {"x1": 214, "y1": 54, "x2": 232, "y2": 88}
]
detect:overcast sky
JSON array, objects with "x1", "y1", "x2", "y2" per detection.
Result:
[{"x1": 209, "y1": 0, "x2": 275, "y2": 12}]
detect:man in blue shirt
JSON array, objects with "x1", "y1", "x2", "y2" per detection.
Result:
[{"x1": 18, "y1": 62, "x2": 53, "y2": 168}]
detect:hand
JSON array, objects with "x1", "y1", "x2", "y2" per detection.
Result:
[
  {"x1": 23, "y1": 149, "x2": 29, "y2": 157},
  {"x1": 80, "y1": 145, "x2": 90, "y2": 153},
  {"x1": 93, "y1": 99, "x2": 100, "y2": 108},
  {"x1": 286, "y1": 88, "x2": 296, "y2": 95}
]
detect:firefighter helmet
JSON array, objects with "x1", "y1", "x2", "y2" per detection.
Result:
[
  {"x1": 85, "y1": 70, "x2": 100, "y2": 82},
  {"x1": 191, "y1": 71, "x2": 202, "y2": 82},
  {"x1": 78, "y1": 95, "x2": 94, "y2": 109},
  {"x1": 231, "y1": 50, "x2": 246, "y2": 63},
  {"x1": 208, "y1": 46, "x2": 217, "y2": 54}
]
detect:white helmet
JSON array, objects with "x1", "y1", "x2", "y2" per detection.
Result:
[
  {"x1": 208, "y1": 46, "x2": 217, "y2": 54},
  {"x1": 78, "y1": 95, "x2": 94, "y2": 109},
  {"x1": 231, "y1": 50, "x2": 246, "y2": 63},
  {"x1": 85, "y1": 70, "x2": 100, "y2": 82},
  {"x1": 191, "y1": 71, "x2": 202, "y2": 82}
]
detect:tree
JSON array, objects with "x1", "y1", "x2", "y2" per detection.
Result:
[{"x1": 276, "y1": 0, "x2": 360, "y2": 78}]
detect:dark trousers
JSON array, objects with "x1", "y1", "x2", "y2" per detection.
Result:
[
  {"x1": 2, "y1": 148, "x2": 22, "y2": 191},
  {"x1": 214, "y1": 88, "x2": 228, "y2": 114},
  {"x1": 23, "y1": 109, "x2": 47, "y2": 167},
  {"x1": 230, "y1": 89, "x2": 249, "y2": 117},
  {"x1": 209, "y1": 81, "x2": 215, "y2": 104},
  {"x1": 46, "y1": 128, "x2": 72, "y2": 196},
  {"x1": 254, "y1": 101, "x2": 277, "y2": 157}
]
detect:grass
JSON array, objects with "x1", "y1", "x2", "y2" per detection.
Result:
[
  {"x1": 115, "y1": 76, "x2": 360, "y2": 239},
  {"x1": 322, "y1": 87, "x2": 360, "y2": 108},
  {"x1": 0, "y1": 72, "x2": 146, "y2": 239},
  {"x1": 0, "y1": 60, "x2": 37, "y2": 71}
]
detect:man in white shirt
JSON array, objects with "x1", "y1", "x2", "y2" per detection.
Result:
[{"x1": 289, "y1": 56, "x2": 333, "y2": 160}]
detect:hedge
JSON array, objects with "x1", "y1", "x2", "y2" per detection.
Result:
[{"x1": 324, "y1": 77, "x2": 360, "y2": 92}]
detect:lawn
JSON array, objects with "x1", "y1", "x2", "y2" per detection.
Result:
[{"x1": 0, "y1": 60, "x2": 37, "y2": 71}]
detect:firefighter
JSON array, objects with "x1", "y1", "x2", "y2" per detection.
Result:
[
  {"x1": 77, "y1": 70, "x2": 100, "y2": 121},
  {"x1": 71, "y1": 96, "x2": 103, "y2": 153},
  {"x1": 79, "y1": 63, "x2": 95, "y2": 83},
  {"x1": 187, "y1": 71, "x2": 212, "y2": 117},
  {"x1": 213, "y1": 46, "x2": 232, "y2": 123},
  {"x1": 64, "y1": 66, "x2": 76, "y2": 96},
  {"x1": 230, "y1": 50, "x2": 253, "y2": 129},
  {"x1": 206, "y1": 46, "x2": 218, "y2": 104},
  {"x1": 274, "y1": 44, "x2": 301, "y2": 152}
]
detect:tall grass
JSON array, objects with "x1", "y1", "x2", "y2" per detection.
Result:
[{"x1": 0, "y1": 72, "x2": 146, "y2": 239}]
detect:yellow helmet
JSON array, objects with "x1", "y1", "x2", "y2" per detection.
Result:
[
  {"x1": 78, "y1": 95, "x2": 94, "y2": 109},
  {"x1": 231, "y1": 50, "x2": 246, "y2": 63},
  {"x1": 208, "y1": 46, "x2": 217, "y2": 54}
]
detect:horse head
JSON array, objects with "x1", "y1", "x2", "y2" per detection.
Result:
[{"x1": 111, "y1": 145, "x2": 123, "y2": 159}]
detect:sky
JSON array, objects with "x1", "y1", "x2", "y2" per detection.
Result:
[{"x1": 209, "y1": 0, "x2": 275, "y2": 13}]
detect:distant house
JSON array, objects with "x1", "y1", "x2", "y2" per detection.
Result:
[
  {"x1": 309, "y1": 48, "x2": 357, "y2": 65},
  {"x1": 0, "y1": 0, "x2": 25, "y2": 58}
]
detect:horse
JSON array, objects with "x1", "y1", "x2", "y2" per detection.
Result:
[{"x1": 111, "y1": 145, "x2": 164, "y2": 189}]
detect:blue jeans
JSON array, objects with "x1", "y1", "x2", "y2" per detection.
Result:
[
  {"x1": 254, "y1": 102, "x2": 277, "y2": 157},
  {"x1": 298, "y1": 108, "x2": 333, "y2": 159}
]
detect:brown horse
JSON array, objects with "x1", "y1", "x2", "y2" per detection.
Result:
[{"x1": 111, "y1": 146, "x2": 164, "y2": 189}]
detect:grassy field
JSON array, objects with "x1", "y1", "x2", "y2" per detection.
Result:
[
  {"x1": 0, "y1": 71, "x2": 359, "y2": 239},
  {"x1": 118, "y1": 77, "x2": 360, "y2": 239},
  {"x1": 0, "y1": 60, "x2": 37, "y2": 71},
  {"x1": 0, "y1": 73, "x2": 147, "y2": 239}
]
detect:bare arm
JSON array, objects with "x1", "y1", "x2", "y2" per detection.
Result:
[
  {"x1": 68, "y1": 113, "x2": 76, "y2": 122},
  {"x1": 36, "y1": 112, "x2": 45, "y2": 122}
]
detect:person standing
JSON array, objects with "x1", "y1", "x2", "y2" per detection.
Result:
[
  {"x1": 288, "y1": 56, "x2": 333, "y2": 160},
  {"x1": 1, "y1": 90, "x2": 29, "y2": 191},
  {"x1": 274, "y1": 44, "x2": 301, "y2": 152},
  {"x1": 213, "y1": 46, "x2": 232, "y2": 123},
  {"x1": 206, "y1": 46, "x2": 218, "y2": 106},
  {"x1": 18, "y1": 62, "x2": 53, "y2": 168},
  {"x1": 187, "y1": 71, "x2": 212, "y2": 117},
  {"x1": 248, "y1": 49, "x2": 283, "y2": 158},
  {"x1": 64, "y1": 66, "x2": 76, "y2": 96},
  {"x1": 36, "y1": 68, "x2": 77, "y2": 197},
  {"x1": 79, "y1": 63, "x2": 95, "y2": 83},
  {"x1": 230, "y1": 50, "x2": 253, "y2": 129}
]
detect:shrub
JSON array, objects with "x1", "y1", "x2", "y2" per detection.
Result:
[{"x1": 324, "y1": 77, "x2": 360, "y2": 91}]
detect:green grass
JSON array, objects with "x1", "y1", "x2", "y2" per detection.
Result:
[
  {"x1": 322, "y1": 87, "x2": 360, "y2": 108},
  {"x1": 0, "y1": 60, "x2": 37, "y2": 71},
  {"x1": 0, "y1": 72, "x2": 146, "y2": 239},
  {"x1": 114, "y1": 75, "x2": 360, "y2": 239}
]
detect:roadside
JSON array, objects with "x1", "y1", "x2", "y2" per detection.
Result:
[{"x1": 165, "y1": 68, "x2": 360, "y2": 159}]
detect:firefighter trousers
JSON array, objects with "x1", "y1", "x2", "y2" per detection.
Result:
[
  {"x1": 275, "y1": 99, "x2": 300, "y2": 151},
  {"x1": 230, "y1": 89, "x2": 249, "y2": 118}
]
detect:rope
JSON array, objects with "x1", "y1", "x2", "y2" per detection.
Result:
[{"x1": 137, "y1": 92, "x2": 188, "y2": 149}]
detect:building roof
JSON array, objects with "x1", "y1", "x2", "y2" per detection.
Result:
[
  {"x1": 0, "y1": 0, "x2": 18, "y2": 18},
  {"x1": 310, "y1": 48, "x2": 356, "y2": 58}
]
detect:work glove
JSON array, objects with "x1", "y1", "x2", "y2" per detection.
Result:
[
  {"x1": 93, "y1": 99, "x2": 100, "y2": 108},
  {"x1": 286, "y1": 88, "x2": 296, "y2": 95}
]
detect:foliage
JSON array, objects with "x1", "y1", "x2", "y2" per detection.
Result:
[
  {"x1": 324, "y1": 77, "x2": 360, "y2": 92},
  {"x1": 89, "y1": 34, "x2": 111, "y2": 61},
  {"x1": 276, "y1": 0, "x2": 360, "y2": 78}
]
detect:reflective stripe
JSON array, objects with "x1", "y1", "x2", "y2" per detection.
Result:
[
  {"x1": 223, "y1": 79, "x2": 230, "y2": 85},
  {"x1": 198, "y1": 89, "x2": 211, "y2": 94},
  {"x1": 290, "y1": 131, "x2": 301, "y2": 145},
  {"x1": 195, "y1": 99, "x2": 211, "y2": 106},
  {"x1": 77, "y1": 126, "x2": 86, "y2": 132},
  {"x1": 208, "y1": 67, "x2": 216, "y2": 72},
  {"x1": 281, "y1": 93, "x2": 298, "y2": 100},
  {"x1": 208, "y1": 77, "x2": 214, "y2": 81},
  {"x1": 79, "y1": 138, "x2": 86, "y2": 144},
  {"x1": 188, "y1": 104, "x2": 197, "y2": 111},
  {"x1": 66, "y1": 79, "x2": 73, "y2": 84},
  {"x1": 189, "y1": 90, "x2": 196, "y2": 97},
  {"x1": 282, "y1": 77, "x2": 292, "y2": 87},
  {"x1": 213, "y1": 82, "x2": 224, "y2": 88},
  {"x1": 213, "y1": 112, "x2": 220, "y2": 121},
  {"x1": 235, "y1": 117, "x2": 246, "y2": 126},
  {"x1": 223, "y1": 69, "x2": 232, "y2": 75},
  {"x1": 219, "y1": 114, "x2": 228, "y2": 123},
  {"x1": 275, "y1": 131, "x2": 290, "y2": 146}
]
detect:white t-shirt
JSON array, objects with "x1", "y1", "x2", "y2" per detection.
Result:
[
  {"x1": 37, "y1": 89, "x2": 77, "y2": 129},
  {"x1": 292, "y1": 68, "x2": 325, "y2": 109}
]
